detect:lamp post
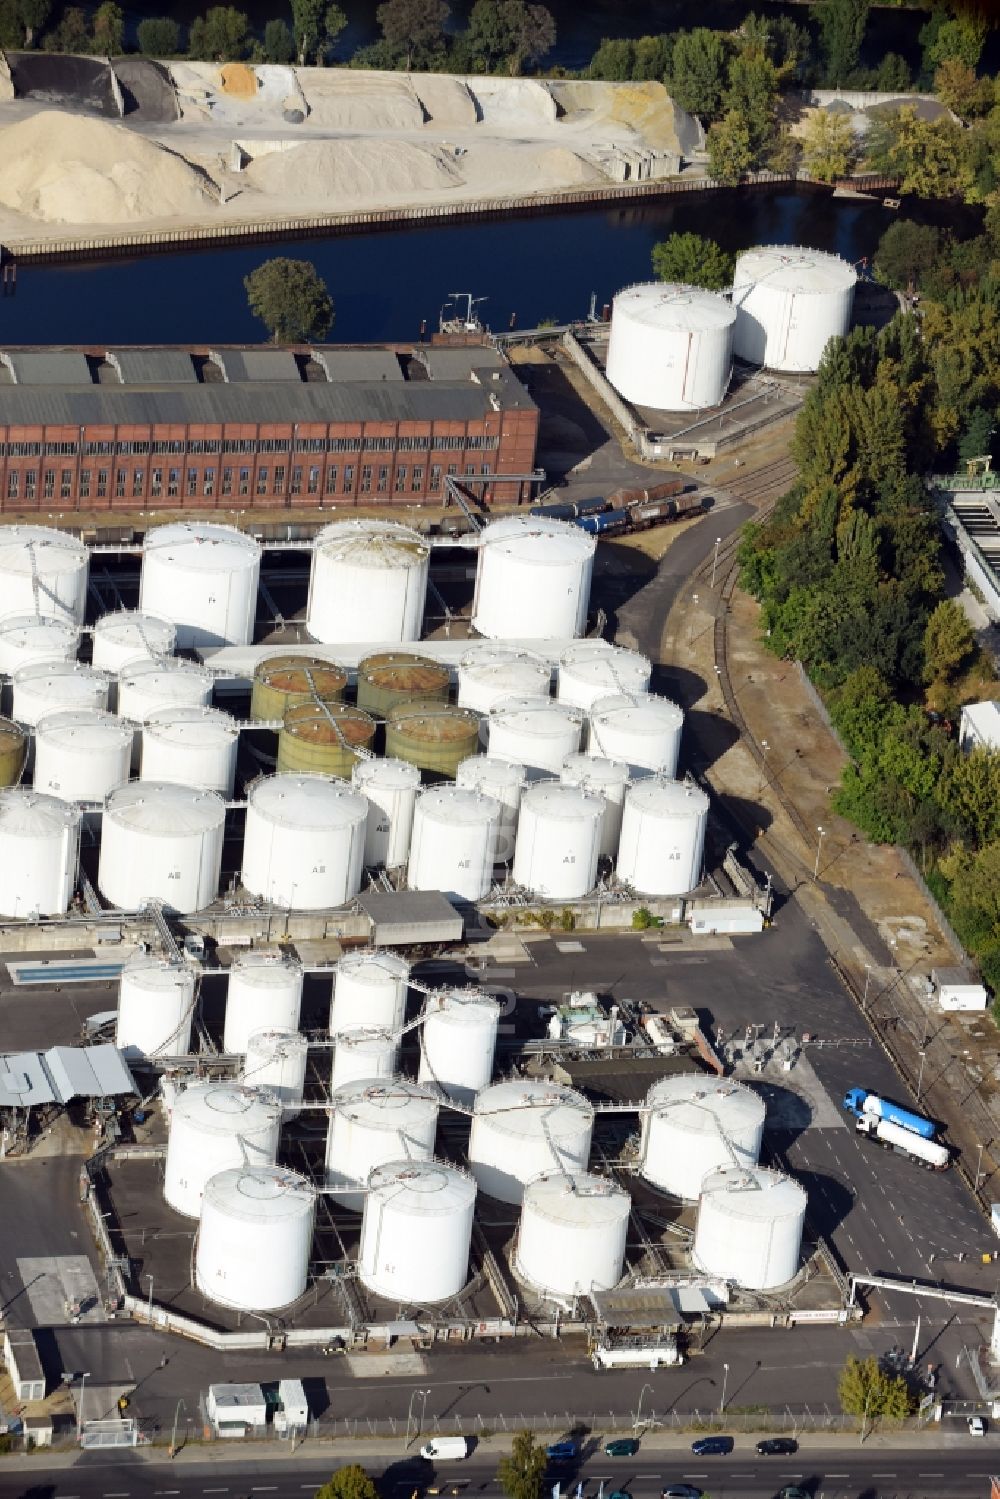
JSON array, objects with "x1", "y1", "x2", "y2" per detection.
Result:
[
  {"x1": 710, "y1": 536, "x2": 722, "y2": 588},
  {"x1": 406, "y1": 1387, "x2": 431, "y2": 1449},
  {"x1": 814, "y1": 826, "x2": 826, "y2": 881},
  {"x1": 976, "y1": 1141, "x2": 985, "y2": 1192},
  {"x1": 633, "y1": 1382, "x2": 655, "y2": 1431},
  {"x1": 863, "y1": 963, "x2": 873, "y2": 1010},
  {"x1": 859, "y1": 1383, "x2": 875, "y2": 1445},
  {"x1": 146, "y1": 1273, "x2": 154, "y2": 1324},
  {"x1": 917, "y1": 1048, "x2": 927, "y2": 1104},
  {"x1": 169, "y1": 1397, "x2": 186, "y2": 1458},
  {"x1": 758, "y1": 739, "x2": 769, "y2": 795},
  {"x1": 720, "y1": 1363, "x2": 729, "y2": 1415},
  {"x1": 77, "y1": 1371, "x2": 90, "y2": 1442},
  {"x1": 689, "y1": 593, "x2": 700, "y2": 644}
]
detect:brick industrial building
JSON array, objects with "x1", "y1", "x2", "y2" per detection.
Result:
[{"x1": 0, "y1": 344, "x2": 539, "y2": 512}]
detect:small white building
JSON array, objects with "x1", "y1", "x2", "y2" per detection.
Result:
[
  {"x1": 274, "y1": 1378, "x2": 309, "y2": 1435},
  {"x1": 933, "y1": 965, "x2": 989, "y2": 1012},
  {"x1": 2, "y1": 1328, "x2": 44, "y2": 1402},
  {"x1": 206, "y1": 1383, "x2": 267, "y2": 1437},
  {"x1": 960, "y1": 700, "x2": 1000, "y2": 753}
]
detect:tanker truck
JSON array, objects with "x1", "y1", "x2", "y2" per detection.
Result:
[
  {"x1": 842, "y1": 1087, "x2": 936, "y2": 1139},
  {"x1": 854, "y1": 1115, "x2": 950, "y2": 1170}
]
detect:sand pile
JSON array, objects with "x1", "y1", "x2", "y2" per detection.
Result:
[
  {"x1": 0, "y1": 110, "x2": 218, "y2": 224},
  {"x1": 298, "y1": 68, "x2": 425, "y2": 130},
  {"x1": 467, "y1": 77, "x2": 556, "y2": 126},
  {"x1": 245, "y1": 137, "x2": 464, "y2": 205},
  {"x1": 411, "y1": 73, "x2": 478, "y2": 128},
  {"x1": 220, "y1": 62, "x2": 256, "y2": 96},
  {"x1": 548, "y1": 79, "x2": 701, "y2": 154},
  {"x1": 458, "y1": 141, "x2": 603, "y2": 196}
]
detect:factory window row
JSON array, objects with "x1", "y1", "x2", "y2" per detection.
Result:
[{"x1": 0, "y1": 431, "x2": 502, "y2": 461}]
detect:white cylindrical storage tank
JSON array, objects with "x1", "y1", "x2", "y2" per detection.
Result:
[
  {"x1": 92, "y1": 610, "x2": 177, "y2": 674},
  {"x1": 359, "y1": 1160, "x2": 476, "y2": 1304},
  {"x1": 307, "y1": 520, "x2": 430, "y2": 645},
  {"x1": 33, "y1": 709, "x2": 132, "y2": 804},
  {"x1": 641, "y1": 1074, "x2": 765, "y2": 1201},
  {"x1": 732, "y1": 246, "x2": 857, "y2": 373},
  {"x1": 195, "y1": 1164, "x2": 315, "y2": 1311},
  {"x1": 332, "y1": 1026, "x2": 399, "y2": 1089},
  {"x1": 588, "y1": 692, "x2": 684, "y2": 776},
  {"x1": 557, "y1": 643, "x2": 652, "y2": 711},
  {"x1": 242, "y1": 1029, "x2": 309, "y2": 1116},
  {"x1": 241, "y1": 774, "x2": 367, "y2": 910},
  {"x1": 0, "y1": 788, "x2": 79, "y2": 916},
  {"x1": 163, "y1": 1082, "x2": 282, "y2": 1218},
  {"x1": 469, "y1": 1079, "x2": 594, "y2": 1204},
  {"x1": 616, "y1": 777, "x2": 708, "y2": 896},
  {"x1": 473, "y1": 517, "x2": 595, "y2": 640},
  {"x1": 98, "y1": 781, "x2": 225, "y2": 915},
  {"x1": 515, "y1": 1171, "x2": 630, "y2": 1299},
  {"x1": 115, "y1": 953, "x2": 196, "y2": 1060},
  {"x1": 512, "y1": 781, "x2": 603, "y2": 900},
  {"x1": 141, "y1": 706, "x2": 239, "y2": 798},
  {"x1": 0, "y1": 615, "x2": 78, "y2": 676},
  {"x1": 0, "y1": 527, "x2": 88, "y2": 625},
  {"x1": 325, "y1": 1078, "x2": 439, "y2": 1208},
  {"x1": 407, "y1": 786, "x2": 499, "y2": 902},
  {"x1": 140, "y1": 522, "x2": 262, "y2": 648},
  {"x1": 417, "y1": 988, "x2": 500, "y2": 1104},
  {"x1": 560, "y1": 752, "x2": 629, "y2": 861},
  {"x1": 455, "y1": 755, "x2": 525, "y2": 867},
  {"x1": 488, "y1": 697, "x2": 584, "y2": 777},
  {"x1": 352, "y1": 757, "x2": 419, "y2": 870},
  {"x1": 458, "y1": 647, "x2": 551, "y2": 717},
  {"x1": 606, "y1": 282, "x2": 736, "y2": 410},
  {"x1": 693, "y1": 1165, "x2": 807, "y2": 1290},
  {"x1": 330, "y1": 950, "x2": 409, "y2": 1034},
  {"x1": 223, "y1": 950, "x2": 304, "y2": 1054},
  {"x1": 117, "y1": 658, "x2": 215, "y2": 724},
  {"x1": 12, "y1": 662, "x2": 110, "y2": 728}
]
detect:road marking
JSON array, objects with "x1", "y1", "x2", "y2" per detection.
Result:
[
  {"x1": 872, "y1": 1473, "x2": 897, "y2": 1478},
  {"x1": 203, "y1": 1490, "x2": 229, "y2": 1494},
  {"x1": 251, "y1": 1490, "x2": 278, "y2": 1493},
  {"x1": 919, "y1": 1474, "x2": 945, "y2": 1478}
]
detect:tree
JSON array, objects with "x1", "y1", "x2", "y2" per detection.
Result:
[
  {"x1": 324, "y1": 3, "x2": 347, "y2": 58},
  {"x1": 723, "y1": 50, "x2": 778, "y2": 159},
  {"x1": 922, "y1": 10, "x2": 987, "y2": 73},
  {"x1": 801, "y1": 110, "x2": 857, "y2": 182},
  {"x1": 588, "y1": 37, "x2": 634, "y2": 81},
  {"x1": 707, "y1": 109, "x2": 753, "y2": 185},
  {"x1": 633, "y1": 33, "x2": 671, "y2": 82},
  {"x1": 923, "y1": 599, "x2": 974, "y2": 684},
  {"x1": 651, "y1": 232, "x2": 734, "y2": 290},
  {"x1": 463, "y1": 0, "x2": 555, "y2": 75},
  {"x1": 816, "y1": 0, "x2": 870, "y2": 86},
  {"x1": 188, "y1": 5, "x2": 249, "y2": 58},
  {"x1": 934, "y1": 57, "x2": 992, "y2": 119},
  {"x1": 959, "y1": 405, "x2": 997, "y2": 463},
  {"x1": 865, "y1": 106, "x2": 970, "y2": 200},
  {"x1": 838, "y1": 1356, "x2": 916, "y2": 1420},
  {"x1": 667, "y1": 28, "x2": 728, "y2": 118},
  {"x1": 874, "y1": 51, "x2": 910, "y2": 91},
  {"x1": 376, "y1": 0, "x2": 448, "y2": 70},
  {"x1": 497, "y1": 1431, "x2": 547, "y2": 1499},
  {"x1": 314, "y1": 1466, "x2": 380, "y2": 1499},
  {"x1": 263, "y1": 17, "x2": 295, "y2": 60},
  {"x1": 92, "y1": 0, "x2": 123, "y2": 54},
  {"x1": 245, "y1": 258, "x2": 334, "y2": 344},
  {"x1": 291, "y1": 0, "x2": 345, "y2": 64},
  {"x1": 56, "y1": 5, "x2": 90, "y2": 50},
  {"x1": 15, "y1": 0, "x2": 50, "y2": 47},
  {"x1": 874, "y1": 219, "x2": 942, "y2": 292},
  {"x1": 138, "y1": 16, "x2": 180, "y2": 53},
  {"x1": 0, "y1": 0, "x2": 23, "y2": 46},
  {"x1": 504, "y1": 1, "x2": 556, "y2": 75}
]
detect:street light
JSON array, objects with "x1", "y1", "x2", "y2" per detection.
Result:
[
  {"x1": 917, "y1": 1048, "x2": 927, "y2": 1104},
  {"x1": 689, "y1": 593, "x2": 700, "y2": 644},
  {"x1": 758, "y1": 739, "x2": 769, "y2": 795},
  {"x1": 710, "y1": 536, "x2": 722, "y2": 589},
  {"x1": 74, "y1": 1371, "x2": 91, "y2": 1441},
  {"x1": 719, "y1": 1362, "x2": 729, "y2": 1415},
  {"x1": 814, "y1": 826, "x2": 826, "y2": 881},
  {"x1": 859, "y1": 1382, "x2": 875, "y2": 1445},
  {"x1": 406, "y1": 1387, "x2": 431, "y2": 1449},
  {"x1": 146, "y1": 1273, "x2": 154, "y2": 1324},
  {"x1": 976, "y1": 1141, "x2": 985, "y2": 1192},
  {"x1": 633, "y1": 1382, "x2": 655, "y2": 1431},
  {"x1": 169, "y1": 1397, "x2": 187, "y2": 1458},
  {"x1": 863, "y1": 963, "x2": 873, "y2": 1010}
]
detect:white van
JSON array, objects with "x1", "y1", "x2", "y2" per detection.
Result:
[{"x1": 420, "y1": 1436, "x2": 470, "y2": 1461}]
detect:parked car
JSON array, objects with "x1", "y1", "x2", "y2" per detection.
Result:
[
  {"x1": 969, "y1": 1415, "x2": 987, "y2": 1436},
  {"x1": 756, "y1": 1437, "x2": 798, "y2": 1455},
  {"x1": 605, "y1": 1438, "x2": 640, "y2": 1457},
  {"x1": 691, "y1": 1435, "x2": 734, "y2": 1455},
  {"x1": 419, "y1": 1437, "x2": 470, "y2": 1461},
  {"x1": 662, "y1": 1487, "x2": 703, "y2": 1499},
  {"x1": 545, "y1": 1440, "x2": 580, "y2": 1462}
]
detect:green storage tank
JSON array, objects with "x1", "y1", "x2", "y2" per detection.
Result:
[
  {"x1": 356, "y1": 652, "x2": 451, "y2": 720},
  {"x1": 385, "y1": 701, "x2": 481, "y2": 780},
  {"x1": 277, "y1": 700, "x2": 377, "y2": 778},
  {"x1": 0, "y1": 718, "x2": 26, "y2": 786},
  {"x1": 250, "y1": 654, "x2": 348, "y2": 723}
]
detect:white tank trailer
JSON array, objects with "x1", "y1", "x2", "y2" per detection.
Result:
[
  {"x1": 418, "y1": 988, "x2": 500, "y2": 1105},
  {"x1": 332, "y1": 1026, "x2": 399, "y2": 1089},
  {"x1": 359, "y1": 1160, "x2": 476, "y2": 1304},
  {"x1": 12, "y1": 662, "x2": 110, "y2": 728},
  {"x1": 407, "y1": 786, "x2": 500, "y2": 902},
  {"x1": 325, "y1": 1078, "x2": 440, "y2": 1209},
  {"x1": 195, "y1": 1165, "x2": 316, "y2": 1312},
  {"x1": 163, "y1": 1082, "x2": 282, "y2": 1218},
  {"x1": 512, "y1": 781, "x2": 603, "y2": 900},
  {"x1": 606, "y1": 282, "x2": 737, "y2": 411},
  {"x1": 223, "y1": 950, "x2": 304, "y2": 1055},
  {"x1": 515, "y1": 1170, "x2": 630, "y2": 1300},
  {"x1": 98, "y1": 781, "x2": 225, "y2": 915},
  {"x1": 473, "y1": 517, "x2": 595, "y2": 640},
  {"x1": 642, "y1": 1074, "x2": 766, "y2": 1200},
  {"x1": 330, "y1": 950, "x2": 409, "y2": 1034},
  {"x1": 587, "y1": 691, "x2": 684, "y2": 776},
  {"x1": 0, "y1": 615, "x2": 78, "y2": 676},
  {"x1": 307, "y1": 520, "x2": 430, "y2": 645},
  {"x1": 115, "y1": 953, "x2": 196, "y2": 1060},
  {"x1": 0, "y1": 788, "x2": 79, "y2": 916},
  {"x1": 560, "y1": 753, "x2": 629, "y2": 861},
  {"x1": 140, "y1": 523, "x2": 262, "y2": 648},
  {"x1": 455, "y1": 755, "x2": 525, "y2": 867},
  {"x1": 140, "y1": 706, "x2": 239, "y2": 798},
  {"x1": 693, "y1": 1165, "x2": 807, "y2": 1290},
  {"x1": 0, "y1": 527, "x2": 88, "y2": 625},
  {"x1": 616, "y1": 777, "x2": 709, "y2": 896},
  {"x1": 732, "y1": 246, "x2": 857, "y2": 373},
  {"x1": 352, "y1": 757, "x2": 420, "y2": 870},
  {"x1": 33, "y1": 709, "x2": 133, "y2": 804},
  {"x1": 242, "y1": 1029, "x2": 309, "y2": 1116},
  {"x1": 457, "y1": 647, "x2": 551, "y2": 716},
  {"x1": 556, "y1": 643, "x2": 652, "y2": 711},
  {"x1": 241, "y1": 773, "x2": 367, "y2": 910},
  {"x1": 488, "y1": 697, "x2": 584, "y2": 777},
  {"x1": 91, "y1": 610, "x2": 177, "y2": 674},
  {"x1": 469, "y1": 1079, "x2": 594, "y2": 1204}
]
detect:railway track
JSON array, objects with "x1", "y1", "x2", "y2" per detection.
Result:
[{"x1": 694, "y1": 455, "x2": 796, "y2": 585}]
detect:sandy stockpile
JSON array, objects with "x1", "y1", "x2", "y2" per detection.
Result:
[
  {"x1": 169, "y1": 61, "x2": 304, "y2": 126},
  {"x1": 244, "y1": 137, "x2": 464, "y2": 205},
  {"x1": 457, "y1": 141, "x2": 605, "y2": 195},
  {"x1": 298, "y1": 68, "x2": 425, "y2": 129},
  {"x1": 548, "y1": 79, "x2": 701, "y2": 155},
  {"x1": 466, "y1": 76, "x2": 556, "y2": 126},
  {"x1": 0, "y1": 110, "x2": 218, "y2": 224},
  {"x1": 410, "y1": 72, "x2": 478, "y2": 127}
]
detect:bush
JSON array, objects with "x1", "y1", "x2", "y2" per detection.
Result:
[{"x1": 137, "y1": 15, "x2": 180, "y2": 53}]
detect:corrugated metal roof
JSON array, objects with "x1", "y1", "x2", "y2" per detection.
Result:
[
  {"x1": 3, "y1": 351, "x2": 93, "y2": 385},
  {"x1": 0, "y1": 1044, "x2": 134, "y2": 1108},
  {"x1": 420, "y1": 347, "x2": 504, "y2": 379},
  {"x1": 318, "y1": 350, "x2": 404, "y2": 383},
  {"x1": 356, "y1": 889, "x2": 463, "y2": 945},
  {"x1": 215, "y1": 350, "x2": 301, "y2": 383},
  {"x1": 110, "y1": 350, "x2": 198, "y2": 384},
  {"x1": 0, "y1": 1052, "x2": 52, "y2": 1107}
]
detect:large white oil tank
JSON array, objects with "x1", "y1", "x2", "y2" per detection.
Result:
[
  {"x1": 732, "y1": 246, "x2": 857, "y2": 373},
  {"x1": 0, "y1": 788, "x2": 79, "y2": 916},
  {"x1": 241, "y1": 773, "x2": 367, "y2": 910},
  {"x1": 359, "y1": 1160, "x2": 476, "y2": 1303},
  {"x1": 407, "y1": 786, "x2": 500, "y2": 902},
  {"x1": 0, "y1": 615, "x2": 78, "y2": 676},
  {"x1": 92, "y1": 610, "x2": 177, "y2": 674},
  {"x1": 458, "y1": 647, "x2": 551, "y2": 717},
  {"x1": 98, "y1": 781, "x2": 225, "y2": 914},
  {"x1": 140, "y1": 706, "x2": 239, "y2": 797},
  {"x1": 242, "y1": 1029, "x2": 309, "y2": 1116},
  {"x1": 473, "y1": 517, "x2": 595, "y2": 640},
  {"x1": 117, "y1": 658, "x2": 215, "y2": 724},
  {"x1": 352, "y1": 757, "x2": 420, "y2": 870},
  {"x1": 488, "y1": 697, "x2": 584, "y2": 776},
  {"x1": 223, "y1": 950, "x2": 304, "y2": 1054},
  {"x1": 588, "y1": 692, "x2": 684, "y2": 776},
  {"x1": 641, "y1": 1074, "x2": 766, "y2": 1200},
  {"x1": 163, "y1": 1082, "x2": 282, "y2": 1218},
  {"x1": 561, "y1": 753, "x2": 629, "y2": 860},
  {"x1": 417, "y1": 988, "x2": 499, "y2": 1104},
  {"x1": 12, "y1": 661, "x2": 110, "y2": 728},
  {"x1": 469, "y1": 1079, "x2": 594, "y2": 1204},
  {"x1": 0, "y1": 527, "x2": 88, "y2": 625},
  {"x1": 616, "y1": 777, "x2": 708, "y2": 895},
  {"x1": 307, "y1": 520, "x2": 430, "y2": 645},
  {"x1": 332, "y1": 1025, "x2": 399, "y2": 1089},
  {"x1": 331, "y1": 950, "x2": 409, "y2": 1034},
  {"x1": 140, "y1": 522, "x2": 262, "y2": 648},
  {"x1": 195, "y1": 1164, "x2": 316, "y2": 1311},
  {"x1": 455, "y1": 755, "x2": 525, "y2": 867},
  {"x1": 606, "y1": 282, "x2": 736, "y2": 410},
  {"x1": 694, "y1": 1165, "x2": 807, "y2": 1290},
  {"x1": 325, "y1": 1078, "x2": 439, "y2": 1208},
  {"x1": 557, "y1": 643, "x2": 652, "y2": 710},
  {"x1": 515, "y1": 1171, "x2": 630, "y2": 1299},
  {"x1": 115, "y1": 953, "x2": 196, "y2": 1060},
  {"x1": 33, "y1": 709, "x2": 132, "y2": 804},
  {"x1": 512, "y1": 781, "x2": 603, "y2": 900}
]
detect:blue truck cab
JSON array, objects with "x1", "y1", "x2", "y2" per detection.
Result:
[{"x1": 842, "y1": 1087, "x2": 935, "y2": 1139}]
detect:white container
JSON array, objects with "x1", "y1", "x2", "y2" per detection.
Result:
[
  {"x1": 326, "y1": 1078, "x2": 439, "y2": 1209},
  {"x1": 223, "y1": 950, "x2": 304, "y2": 1054},
  {"x1": 732, "y1": 245, "x2": 856, "y2": 373},
  {"x1": 307, "y1": 520, "x2": 430, "y2": 645},
  {"x1": 163, "y1": 1082, "x2": 282, "y2": 1218},
  {"x1": 515, "y1": 1171, "x2": 630, "y2": 1299},
  {"x1": 332, "y1": 1025, "x2": 399, "y2": 1089},
  {"x1": 140, "y1": 522, "x2": 262, "y2": 648},
  {"x1": 606, "y1": 282, "x2": 736, "y2": 410},
  {"x1": 116, "y1": 953, "x2": 196, "y2": 1060},
  {"x1": 407, "y1": 786, "x2": 500, "y2": 902},
  {"x1": 694, "y1": 1165, "x2": 806, "y2": 1290},
  {"x1": 512, "y1": 781, "x2": 603, "y2": 900},
  {"x1": 331, "y1": 950, "x2": 409, "y2": 1034},
  {"x1": 642, "y1": 1074, "x2": 765, "y2": 1200},
  {"x1": 242, "y1": 1029, "x2": 309, "y2": 1116},
  {"x1": 195, "y1": 1165, "x2": 315, "y2": 1311},
  {"x1": 352, "y1": 757, "x2": 420, "y2": 869},
  {"x1": 417, "y1": 988, "x2": 500, "y2": 1105},
  {"x1": 92, "y1": 610, "x2": 176, "y2": 674},
  {"x1": 488, "y1": 697, "x2": 584, "y2": 776},
  {"x1": 12, "y1": 661, "x2": 110, "y2": 728},
  {"x1": 469, "y1": 1079, "x2": 594, "y2": 1204},
  {"x1": 33, "y1": 709, "x2": 132, "y2": 804},
  {"x1": 117, "y1": 658, "x2": 215, "y2": 723},
  {"x1": 0, "y1": 527, "x2": 88, "y2": 625},
  {"x1": 588, "y1": 691, "x2": 684, "y2": 776},
  {"x1": 473, "y1": 516, "x2": 595, "y2": 640},
  {"x1": 561, "y1": 752, "x2": 629, "y2": 860},
  {"x1": 359, "y1": 1160, "x2": 476, "y2": 1304},
  {"x1": 557, "y1": 643, "x2": 652, "y2": 710},
  {"x1": 0, "y1": 788, "x2": 79, "y2": 916},
  {"x1": 458, "y1": 647, "x2": 551, "y2": 716},
  {"x1": 241, "y1": 773, "x2": 367, "y2": 910},
  {"x1": 455, "y1": 755, "x2": 525, "y2": 867},
  {"x1": 616, "y1": 777, "x2": 708, "y2": 896},
  {"x1": 0, "y1": 615, "x2": 78, "y2": 675},
  {"x1": 99, "y1": 780, "x2": 225, "y2": 915},
  {"x1": 141, "y1": 706, "x2": 239, "y2": 797}
]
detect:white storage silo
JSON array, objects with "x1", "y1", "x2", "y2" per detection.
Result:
[
  {"x1": 325, "y1": 1078, "x2": 439, "y2": 1209},
  {"x1": 331, "y1": 951, "x2": 409, "y2": 1034},
  {"x1": 588, "y1": 691, "x2": 684, "y2": 776},
  {"x1": 606, "y1": 282, "x2": 736, "y2": 410},
  {"x1": 0, "y1": 527, "x2": 88, "y2": 625},
  {"x1": 352, "y1": 757, "x2": 420, "y2": 870},
  {"x1": 512, "y1": 781, "x2": 603, "y2": 900},
  {"x1": 163, "y1": 1081, "x2": 282, "y2": 1218},
  {"x1": 117, "y1": 658, "x2": 215, "y2": 723},
  {"x1": 561, "y1": 753, "x2": 629, "y2": 861},
  {"x1": 141, "y1": 706, "x2": 239, "y2": 798},
  {"x1": 458, "y1": 647, "x2": 551, "y2": 717},
  {"x1": 307, "y1": 520, "x2": 430, "y2": 645},
  {"x1": 557, "y1": 643, "x2": 652, "y2": 710},
  {"x1": 641, "y1": 1074, "x2": 765, "y2": 1200},
  {"x1": 732, "y1": 246, "x2": 857, "y2": 373},
  {"x1": 12, "y1": 661, "x2": 110, "y2": 728},
  {"x1": 33, "y1": 709, "x2": 132, "y2": 804},
  {"x1": 223, "y1": 950, "x2": 304, "y2": 1054},
  {"x1": 694, "y1": 1165, "x2": 807, "y2": 1290},
  {"x1": 360, "y1": 1160, "x2": 476, "y2": 1304},
  {"x1": 469, "y1": 1079, "x2": 594, "y2": 1204},
  {"x1": 0, "y1": 788, "x2": 79, "y2": 916},
  {"x1": 92, "y1": 610, "x2": 176, "y2": 674},
  {"x1": 99, "y1": 781, "x2": 225, "y2": 914},
  {"x1": 455, "y1": 755, "x2": 525, "y2": 867},
  {"x1": 0, "y1": 615, "x2": 78, "y2": 676},
  {"x1": 616, "y1": 777, "x2": 708, "y2": 895},
  {"x1": 140, "y1": 522, "x2": 261, "y2": 648},
  {"x1": 116, "y1": 953, "x2": 196, "y2": 1060},
  {"x1": 195, "y1": 1164, "x2": 316, "y2": 1311},
  {"x1": 332, "y1": 1025, "x2": 399, "y2": 1089},
  {"x1": 417, "y1": 988, "x2": 499, "y2": 1104},
  {"x1": 515, "y1": 1171, "x2": 630, "y2": 1299},
  {"x1": 242, "y1": 1029, "x2": 309, "y2": 1116},
  {"x1": 488, "y1": 697, "x2": 584, "y2": 777},
  {"x1": 473, "y1": 517, "x2": 595, "y2": 640},
  {"x1": 241, "y1": 773, "x2": 367, "y2": 910},
  {"x1": 407, "y1": 786, "x2": 500, "y2": 902}
]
